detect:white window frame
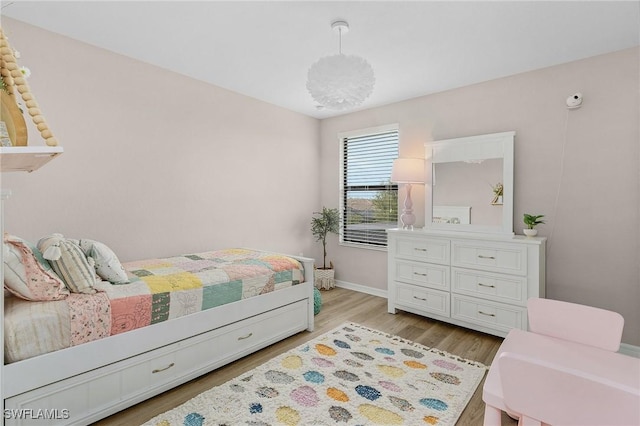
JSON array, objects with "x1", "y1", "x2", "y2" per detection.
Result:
[{"x1": 338, "y1": 124, "x2": 399, "y2": 251}]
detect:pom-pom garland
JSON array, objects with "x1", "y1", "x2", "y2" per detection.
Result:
[{"x1": 0, "y1": 26, "x2": 58, "y2": 146}]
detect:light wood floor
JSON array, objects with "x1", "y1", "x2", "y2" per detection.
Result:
[{"x1": 94, "y1": 287, "x2": 517, "y2": 426}]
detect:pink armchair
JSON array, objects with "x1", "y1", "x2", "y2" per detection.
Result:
[{"x1": 483, "y1": 298, "x2": 640, "y2": 426}]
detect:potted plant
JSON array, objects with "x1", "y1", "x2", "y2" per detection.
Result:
[
  {"x1": 523, "y1": 213, "x2": 545, "y2": 237},
  {"x1": 311, "y1": 207, "x2": 340, "y2": 289}
]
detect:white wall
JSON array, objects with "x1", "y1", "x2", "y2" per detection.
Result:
[
  {"x1": 319, "y1": 48, "x2": 640, "y2": 345},
  {"x1": 1, "y1": 18, "x2": 320, "y2": 262}
]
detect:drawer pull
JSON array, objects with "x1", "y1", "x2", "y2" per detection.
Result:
[
  {"x1": 414, "y1": 248, "x2": 427, "y2": 252},
  {"x1": 413, "y1": 296, "x2": 428, "y2": 301},
  {"x1": 478, "y1": 311, "x2": 496, "y2": 317},
  {"x1": 478, "y1": 283, "x2": 495, "y2": 288},
  {"x1": 413, "y1": 272, "x2": 428, "y2": 277},
  {"x1": 152, "y1": 362, "x2": 175, "y2": 374},
  {"x1": 478, "y1": 255, "x2": 496, "y2": 259},
  {"x1": 238, "y1": 332, "x2": 253, "y2": 340}
]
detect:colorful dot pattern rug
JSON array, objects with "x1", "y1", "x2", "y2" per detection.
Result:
[{"x1": 143, "y1": 323, "x2": 487, "y2": 425}]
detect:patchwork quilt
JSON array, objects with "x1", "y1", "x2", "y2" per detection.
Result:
[
  {"x1": 4, "y1": 249, "x2": 304, "y2": 363},
  {"x1": 104, "y1": 248, "x2": 304, "y2": 335}
]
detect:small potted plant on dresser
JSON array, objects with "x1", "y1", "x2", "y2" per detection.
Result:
[
  {"x1": 523, "y1": 213, "x2": 545, "y2": 237},
  {"x1": 311, "y1": 207, "x2": 340, "y2": 290}
]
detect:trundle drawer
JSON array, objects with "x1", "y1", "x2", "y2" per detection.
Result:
[
  {"x1": 395, "y1": 282, "x2": 450, "y2": 317},
  {"x1": 451, "y1": 267, "x2": 526, "y2": 305},
  {"x1": 396, "y1": 237, "x2": 450, "y2": 265},
  {"x1": 213, "y1": 300, "x2": 306, "y2": 361},
  {"x1": 5, "y1": 300, "x2": 309, "y2": 426},
  {"x1": 122, "y1": 300, "x2": 308, "y2": 393},
  {"x1": 451, "y1": 294, "x2": 525, "y2": 333},
  {"x1": 396, "y1": 260, "x2": 450, "y2": 290},
  {"x1": 451, "y1": 240, "x2": 527, "y2": 275},
  {"x1": 121, "y1": 351, "x2": 181, "y2": 397}
]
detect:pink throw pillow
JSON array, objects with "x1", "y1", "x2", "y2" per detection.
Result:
[{"x1": 3, "y1": 234, "x2": 69, "y2": 301}]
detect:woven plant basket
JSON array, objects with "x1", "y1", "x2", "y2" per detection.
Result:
[{"x1": 314, "y1": 261, "x2": 335, "y2": 290}]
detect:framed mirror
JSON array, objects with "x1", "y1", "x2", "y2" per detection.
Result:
[{"x1": 425, "y1": 131, "x2": 514, "y2": 235}]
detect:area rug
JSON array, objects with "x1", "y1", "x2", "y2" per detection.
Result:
[{"x1": 143, "y1": 323, "x2": 487, "y2": 426}]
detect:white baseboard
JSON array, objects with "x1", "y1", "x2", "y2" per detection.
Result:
[
  {"x1": 619, "y1": 343, "x2": 640, "y2": 358},
  {"x1": 335, "y1": 280, "x2": 387, "y2": 299},
  {"x1": 334, "y1": 281, "x2": 640, "y2": 359}
]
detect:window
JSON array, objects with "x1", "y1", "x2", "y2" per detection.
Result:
[{"x1": 340, "y1": 125, "x2": 399, "y2": 248}]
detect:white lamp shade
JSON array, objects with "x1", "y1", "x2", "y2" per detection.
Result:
[{"x1": 391, "y1": 158, "x2": 425, "y2": 183}]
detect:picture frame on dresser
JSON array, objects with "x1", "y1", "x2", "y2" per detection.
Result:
[{"x1": 387, "y1": 131, "x2": 546, "y2": 338}]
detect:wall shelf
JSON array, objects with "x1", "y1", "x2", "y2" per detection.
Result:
[{"x1": 0, "y1": 146, "x2": 63, "y2": 173}]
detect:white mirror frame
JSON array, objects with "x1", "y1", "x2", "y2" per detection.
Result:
[{"x1": 425, "y1": 131, "x2": 515, "y2": 236}]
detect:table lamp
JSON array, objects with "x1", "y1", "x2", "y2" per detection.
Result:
[{"x1": 391, "y1": 158, "x2": 425, "y2": 230}]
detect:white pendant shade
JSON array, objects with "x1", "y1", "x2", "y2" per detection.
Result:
[
  {"x1": 307, "y1": 53, "x2": 375, "y2": 110},
  {"x1": 306, "y1": 20, "x2": 375, "y2": 111}
]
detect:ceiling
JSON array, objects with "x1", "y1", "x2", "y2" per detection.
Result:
[{"x1": 2, "y1": 1, "x2": 639, "y2": 119}]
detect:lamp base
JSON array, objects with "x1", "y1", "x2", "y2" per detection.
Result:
[
  {"x1": 401, "y1": 212, "x2": 416, "y2": 230},
  {"x1": 400, "y1": 183, "x2": 416, "y2": 230}
]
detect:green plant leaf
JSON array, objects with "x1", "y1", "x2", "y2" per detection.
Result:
[
  {"x1": 523, "y1": 213, "x2": 545, "y2": 229},
  {"x1": 311, "y1": 207, "x2": 340, "y2": 269}
]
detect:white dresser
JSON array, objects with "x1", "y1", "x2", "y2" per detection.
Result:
[{"x1": 387, "y1": 229, "x2": 546, "y2": 337}]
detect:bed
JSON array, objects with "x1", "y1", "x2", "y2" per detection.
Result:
[{"x1": 1, "y1": 235, "x2": 315, "y2": 426}]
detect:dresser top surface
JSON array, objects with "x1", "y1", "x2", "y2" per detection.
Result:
[{"x1": 387, "y1": 228, "x2": 546, "y2": 245}]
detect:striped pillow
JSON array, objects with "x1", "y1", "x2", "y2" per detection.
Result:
[{"x1": 37, "y1": 234, "x2": 97, "y2": 294}]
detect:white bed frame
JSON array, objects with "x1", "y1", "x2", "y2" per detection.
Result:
[{"x1": 0, "y1": 192, "x2": 315, "y2": 426}]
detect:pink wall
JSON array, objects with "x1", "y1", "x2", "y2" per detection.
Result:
[
  {"x1": 1, "y1": 18, "x2": 320, "y2": 261},
  {"x1": 2, "y1": 19, "x2": 638, "y2": 346},
  {"x1": 433, "y1": 158, "x2": 503, "y2": 226},
  {"x1": 320, "y1": 47, "x2": 640, "y2": 345}
]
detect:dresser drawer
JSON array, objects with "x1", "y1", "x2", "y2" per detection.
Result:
[
  {"x1": 395, "y1": 282, "x2": 450, "y2": 317},
  {"x1": 451, "y1": 267, "x2": 526, "y2": 305},
  {"x1": 396, "y1": 260, "x2": 450, "y2": 290},
  {"x1": 451, "y1": 240, "x2": 527, "y2": 276},
  {"x1": 396, "y1": 237, "x2": 450, "y2": 265},
  {"x1": 451, "y1": 294, "x2": 525, "y2": 333}
]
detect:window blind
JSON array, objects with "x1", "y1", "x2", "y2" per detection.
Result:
[{"x1": 341, "y1": 129, "x2": 399, "y2": 247}]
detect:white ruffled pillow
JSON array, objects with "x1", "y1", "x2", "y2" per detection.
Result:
[{"x1": 73, "y1": 238, "x2": 129, "y2": 284}]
